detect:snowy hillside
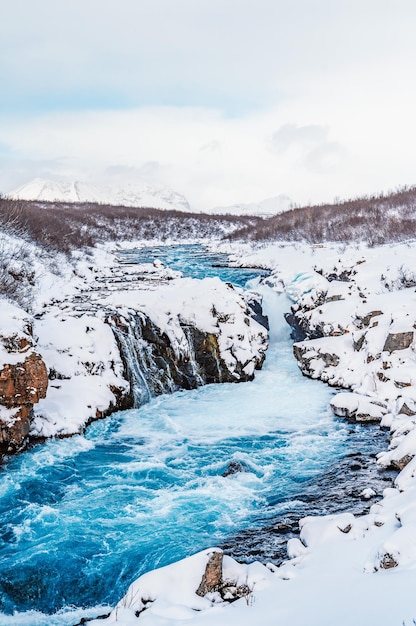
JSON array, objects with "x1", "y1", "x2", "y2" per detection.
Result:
[
  {"x1": 212, "y1": 194, "x2": 293, "y2": 216},
  {"x1": 9, "y1": 178, "x2": 191, "y2": 212}
]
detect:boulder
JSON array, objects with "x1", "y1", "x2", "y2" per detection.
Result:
[
  {"x1": 0, "y1": 302, "x2": 48, "y2": 455},
  {"x1": 383, "y1": 331, "x2": 414, "y2": 353},
  {"x1": 330, "y1": 392, "x2": 387, "y2": 423},
  {"x1": 196, "y1": 551, "x2": 223, "y2": 597}
]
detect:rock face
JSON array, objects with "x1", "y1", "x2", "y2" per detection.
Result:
[
  {"x1": 109, "y1": 292, "x2": 267, "y2": 409},
  {"x1": 28, "y1": 275, "x2": 268, "y2": 440},
  {"x1": 0, "y1": 303, "x2": 48, "y2": 455},
  {"x1": 0, "y1": 353, "x2": 48, "y2": 406}
]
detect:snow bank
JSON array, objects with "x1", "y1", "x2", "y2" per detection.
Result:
[
  {"x1": 0, "y1": 299, "x2": 34, "y2": 368},
  {"x1": 89, "y1": 549, "x2": 274, "y2": 626},
  {"x1": 29, "y1": 250, "x2": 267, "y2": 438},
  {"x1": 104, "y1": 239, "x2": 415, "y2": 626},
  {"x1": 32, "y1": 312, "x2": 128, "y2": 437}
]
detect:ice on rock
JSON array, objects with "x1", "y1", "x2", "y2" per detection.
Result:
[
  {"x1": 360, "y1": 487, "x2": 377, "y2": 499},
  {"x1": 330, "y1": 392, "x2": 387, "y2": 422}
]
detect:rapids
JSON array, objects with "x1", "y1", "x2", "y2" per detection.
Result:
[{"x1": 0, "y1": 245, "x2": 382, "y2": 625}]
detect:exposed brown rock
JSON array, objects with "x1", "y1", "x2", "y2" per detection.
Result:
[
  {"x1": 0, "y1": 353, "x2": 48, "y2": 407},
  {"x1": 399, "y1": 402, "x2": 416, "y2": 417},
  {"x1": 338, "y1": 523, "x2": 352, "y2": 534},
  {"x1": 379, "y1": 553, "x2": 399, "y2": 569},
  {"x1": 354, "y1": 310, "x2": 383, "y2": 330},
  {"x1": 196, "y1": 551, "x2": 223, "y2": 597},
  {"x1": 322, "y1": 352, "x2": 340, "y2": 367},
  {"x1": 390, "y1": 454, "x2": 413, "y2": 471},
  {"x1": 383, "y1": 331, "x2": 414, "y2": 353},
  {"x1": 0, "y1": 351, "x2": 48, "y2": 457},
  {"x1": 353, "y1": 333, "x2": 366, "y2": 352}
]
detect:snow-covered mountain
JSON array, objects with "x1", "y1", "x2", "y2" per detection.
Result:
[
  {"x1": 9, "y1": 178, "x2": 191, "y2": 212},
  {"x1": 212, "y1": 194, "x2": 293, "y2": 216}
]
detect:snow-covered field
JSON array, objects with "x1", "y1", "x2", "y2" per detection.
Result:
[{"x1": 91, "y1": 239, "x2": 416, "y2": 626}]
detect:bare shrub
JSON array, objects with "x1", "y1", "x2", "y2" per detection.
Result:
[
  {"x1": 0, "y1": 197, "x2": 36, "y2": 308},
  {"x1": 229, "y1": 185, "x2": 416, "y2": 245},
  {"x1": 0, "y1": 197, "x2": 264, "y2": 252}
]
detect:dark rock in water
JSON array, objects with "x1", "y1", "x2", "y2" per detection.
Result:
[
  {"x1": 73, "y1": 613, "x2": 110, "y2": 625},
  {"x1": 284, "y1": 310, "x2": 327, "y2": 342},
  {"x1": 244, "y1": 294, "x2": 269, "y2": 331},
  {"x1": 284, "y1": 311, "x2": 307, "y2": 342},
  {"x1": 222, "y1": 460, "x2": 249, "y2": 477},
  {"x1": 220, "y1": 426, "x2": 395, "y2": 566}
]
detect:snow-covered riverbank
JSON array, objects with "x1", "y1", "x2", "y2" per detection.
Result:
[
  {"x1": 0, "y1": 241, "x2": 268, "y2": 444},
  {"x1": 92, "y1": 239, "x2": 416, "y2": 626},
  {"x1": 3, "y1": 237, "x2": 416, "y2": 625}
]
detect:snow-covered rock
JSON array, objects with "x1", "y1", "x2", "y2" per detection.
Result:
[
  {"x1": 31, "y1": 312, "x2": 129, "y2": 438},
  {"x1": 0, "y1": 300, "x2": 48, "y2": 453},
  {"x1": 30, "y1": 258, "x2": 268, "y2": 439},
  {"x1": 88, "y1": 548, "x2": 274, "y2": 625},
  {"x1": 330, "y1": 392, "x2": 387, "y2": 422}
]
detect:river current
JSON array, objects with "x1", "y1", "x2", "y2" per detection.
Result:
[{"x1": 0, "y1": 245, "x2": 384, "y2": 625}]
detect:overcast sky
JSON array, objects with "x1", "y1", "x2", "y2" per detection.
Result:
[{"x1": 1, "y1": 0, "x2": 415, "y2": 210}]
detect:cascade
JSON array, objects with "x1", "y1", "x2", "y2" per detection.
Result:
[
  {"x1": 109, "y1": 312, "x2": 184, "y2": 406},
  {"x1": 108, "y1": 311, "x2": 223, "y2": 408}
]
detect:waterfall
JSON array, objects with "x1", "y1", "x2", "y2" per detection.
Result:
[
  {"x1": 182, "y1": 326, "x2": 205, "y2": 387},
  {"x1": 108, "y1": 312, "x2": 210, "y2": 408},
  {"x1": 109, "y1": 312, "x2": 178, "y2": 407}
]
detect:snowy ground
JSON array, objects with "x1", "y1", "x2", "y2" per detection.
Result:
[
  {"x1": 92, "y1": 239, "x2": 416, "y2": 626},
  {"x1": 3, "y1": 235, "x2": 416, "y2": 625},
  {"x1": 1, "y1": 237, "x2": 267, "y2": 438}
]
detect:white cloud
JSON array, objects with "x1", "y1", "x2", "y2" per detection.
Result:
[
  {"x1": 0, "y1": 1, "x2": 415, "y2": 209},
  {"x1": 271, "y1": 124, "x2": 330, "y2": 154}
]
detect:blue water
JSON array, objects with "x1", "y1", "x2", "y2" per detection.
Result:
[
  {"x1": 117, "y1": 243, "x2": 268, "y2": 287},
  {"x1": 0, "y1": 245, "x2": 356, "y2": 624}
]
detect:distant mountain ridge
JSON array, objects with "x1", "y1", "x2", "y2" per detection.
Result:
[
  {"x1": 9, "y1": 178, "x2": 191, "y2": 212},
  {"x1": 212, "y1": 194, "x2": 293, "y2": 216}
]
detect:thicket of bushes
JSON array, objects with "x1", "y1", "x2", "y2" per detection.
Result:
[
  {"x1": 0, "y1": 198, "x2": 262, "y2": 307},
  {"x1": 0, "y1": 201, "x2": 37, "y2": 308},
  {"x1": 0, "y1": 198, "x2": 262, "y2": 254},
  {"x1": 228, "y1": 186, "x2": 416, "y2": 245},
  {"x1": 1, "y1": 186, "x2": 416, "y2": 308}
]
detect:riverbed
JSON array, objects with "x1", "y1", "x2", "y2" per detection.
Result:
[{"x1": 0, "y1": 244, "x2": 390, "y2": 625}]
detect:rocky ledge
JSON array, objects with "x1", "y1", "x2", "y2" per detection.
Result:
[
  {"x1": 0, "y1": 301, "x2": 48, "y2": 456},
  {"x1": 0, "y1": 262, "x2": 268, "y2": 450},
  {"x1": 284, "y1": 257, "x2": 416, "y2": 475}
]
